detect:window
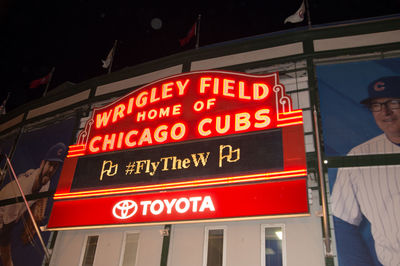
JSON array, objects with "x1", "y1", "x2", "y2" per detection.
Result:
[
  {"x1": 261, "y1": 224, "x2": 286, "y2": 266},
  {"x1": 81, "y1": 235, "x2": 99, "y2": 266},
  {"x1": 203, "y1": 226, "x2": 226, "y2": 266},
  {"x1": 119, "y1": 231, "x2": 140, "y2": 266}
]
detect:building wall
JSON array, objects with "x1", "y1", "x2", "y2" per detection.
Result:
[
  {"x1": 50, "y1": 225, "x2": 165, "y2": 266},
  {"x1": 48, "y1": 190, "x2": 324, "y2": 266},
  {"x1": 168, "y1": 190, "x2": 324, "y2": 266}
]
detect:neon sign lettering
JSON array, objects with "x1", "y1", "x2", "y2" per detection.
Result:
[
  {"x1": 197, "y1": 109, "x2": 271, "y2": 137},
  {"x1": 68, "y1": 71, "x2": 303, "y2": 158},
  {"x1": 198, "y1": 77, "x2": 269, "y2": 100},
  {"x1": 112, "y1": 196, "x2": 215, "y2": 219},
  {"x1": 88, "y1": 122, "x2": 187, "y2": 152},
  {"x1": 122, "y1": 152, "x2": 210, "y2": 176},
  {"x1": 95, "y1": 80, "x2": 189, "y2": 129}
]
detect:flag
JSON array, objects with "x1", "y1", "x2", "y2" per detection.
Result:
[
  {"x1": 179, "y1": 22, "x2": 197, "y2": 47},
  {"x1": 29, "y1": 73, "x2": 51, "y2": 89},
  {"x1": 0, "y1": 102, "x2": 5, "y2": 115},
  {"x1": 0, "y1": 92, "x2": 10, "y2": 115},
  {"x1": 102, "y1": 42, "x2": 116, "y2": 69},
  {"x1": 284, "y1": 1, "x2": 305, "y2": 24}
]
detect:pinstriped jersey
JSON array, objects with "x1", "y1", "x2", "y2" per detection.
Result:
[{"x1": 331, "y1": 133, "x2": 400, "y2": 266}]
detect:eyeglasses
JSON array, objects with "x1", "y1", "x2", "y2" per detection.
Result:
[{"x1": 368, "y1": 99, "x2": 400, "y2": 112}]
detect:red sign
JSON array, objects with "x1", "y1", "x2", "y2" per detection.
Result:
[
  {"x1": 68, "y1": 71, "x2": 302, "y2": 157},
  {"x1": 47, "y1": 179, "x2": 308, "y2": 229},
  {"x1": 48, "y1": 70, "x2": 308, "y2": 229}
]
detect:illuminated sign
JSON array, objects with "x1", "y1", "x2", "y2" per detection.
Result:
[
  {"x1": 67, "y1": 71, "x2": 302, "y2": 158},
  {"x1": 48, "y1": 70, "x2": 308, "y2": 230},
  {"x1": 70, "y1": 130, "x2": 283, "y2": 191},
  {"x1": 113, "y1": 200, "x2": 138, "y2": 219},
  {"x1": 47, "y1": 179, "x2": 308, "y2": 229},
  {"x1": 112, "y1": 196, "x2": 215, "y2": 219}
]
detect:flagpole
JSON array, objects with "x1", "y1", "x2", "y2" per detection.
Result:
[
  {"x1": 304, "y1": 0, "x2": 312, "y2": 28},
  {"x1": 108, "y1": 40, "x2": 118, "y2": 74},
  {"x1": 4, "y1": 92, "x2": 10, "y2": 103},
  {"x1": 313, "y1": 106, "x2": 332, "y2": 256},
  {"x1": 0, "y1": 92, "x2": 10, "y2": 115},
  {"x1": 4, "y1": 154, "x2": 51, "y2": 263},
  {"x1": 195, "y1": 14, "x2": 201, "y2": 49},
  {"x1": 42, "y1": 67, "x2": 55, "y2": 97}
]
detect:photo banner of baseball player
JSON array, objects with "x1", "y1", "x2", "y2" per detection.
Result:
[
  {"x1": 0, "y1": 117, "x2": 76, "y2": 266},
  {"x1": 316, "y1": 57, "x2": 400, "y2": 266},
  {"x1": 317, "y1": 57, "x2": 400, "y2": 157},
  {"x1": 0, "y1": 133, "x2": 16, "y2": 189}
]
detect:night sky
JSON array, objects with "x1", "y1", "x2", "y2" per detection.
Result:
[{"x1": 1, "y1": 0, "x2": 400, "y2": 112}]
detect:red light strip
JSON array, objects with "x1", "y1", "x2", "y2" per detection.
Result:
[
  {"x1": 67, "y1": 153, "x2": 85, "y2": 158},
  {"x1": 67, "y1": 144, "x2": 86, "y2": 158},
  {"x1": 69, "y1": 144, "x2": 86, "y2": 149},
  {"x1": 53, "y1": 169, "x2": 307, "y2": 200},
  {"x1": 277, "y1": 115, "x2": 303, "y2": 121},
  {"x1": 277, "y1": 120, "x2": 304, "y2": 127},
  {"x1": 280, "y1": 110, "x2": 302, "y2": 115},
  {"x1": 276, "y1": 111, "x2": 303, "y2": 127}
]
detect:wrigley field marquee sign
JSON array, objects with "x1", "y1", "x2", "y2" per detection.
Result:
[{"x1": 48, "y1": 70, "x2": 308, "y2": 230}]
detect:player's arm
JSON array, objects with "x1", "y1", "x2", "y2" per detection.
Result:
[
  {"x1": 21, "y1": 198, "x2": 48, "y2": 244},
  {"x1": 333, "y1": 216, "x2": 375, "y2": 266},
  {"x1": 31, "y1": 197, "x2": 47, "y2": 223}
]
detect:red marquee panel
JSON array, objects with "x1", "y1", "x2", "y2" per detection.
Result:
[
  {"x1": 48, "y1": 70, "x2": 308, "y2": 229},
  {"x1": 48, "y1": 179, "x2": 308, "y2": 230}
]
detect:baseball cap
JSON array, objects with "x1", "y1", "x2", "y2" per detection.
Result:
[
  {"x1": 44, "y1": 142, "x2": 67, "y2": 162},
  {"x1": 361, "y1": 76, "x2": 400, "y2": 105}
]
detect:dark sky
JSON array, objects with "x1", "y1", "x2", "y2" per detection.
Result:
[{"x1": 1, "y1": 0, "x2": 400, "y2": 112}]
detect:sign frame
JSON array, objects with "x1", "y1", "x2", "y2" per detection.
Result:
[{"x1": 48, "y1": 70, "x2": 308, "y2": 230}]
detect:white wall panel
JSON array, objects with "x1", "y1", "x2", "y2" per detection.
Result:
[
  {"x1": 314, "y1": 30, "x2": 400, "y2": 52},
  {"x1": 0, "y1": 114, "x2": 23, "y2": 132},
  {"x1": 167, "y1": 191, "x2": 324, "y2": 266},
  {"x1": 95, "y1": 65, "x2": 183, "y2": 96},
  {"x1": 190, "y1": 43, "x2": 303, "y2": 70},
  {"x1": 27, "y1": 90, "x2": 90, "y2": 119},
  {"x1": 50, "y1": 226, "x2": 164, "y2": 266}
]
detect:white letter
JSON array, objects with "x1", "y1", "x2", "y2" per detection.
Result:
[
  {"x1": 198, "y1": 118, "x2": 212, "y2": 136},
  {"x1": 175, "y1": 198, "x2": 190, "y2": 213},
  {"x1": 199, "y1": 196, "x2": 215, "y2": 212},
  {"x1": 150, "y1": 200, "x2": 164, "y2": 215},
  {"x1": 171, "y1": 123, "x2": 186, "y2": 140},
  {"x1": 199, "y1": 77, "x2": 212, "y2": 93},
  {"x1": 163, "y1": 199, "x2": 177, "y2": 214},
  {"x1": 255, "y1": 109, "x2": 271, "y2": 128},
  {"x1": 140, "y1": 200, "x2": 152, "y2": 215},
  {"x1": 189, "y1": 197, "x2": 202, "y2": 212}
]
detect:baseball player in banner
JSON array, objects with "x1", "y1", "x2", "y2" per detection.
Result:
[
  {"x1": 331, "y1": 76, "x2": 400, "y2": 266},
  {"x1": 0, "y1": 143, "x2": 67, "y2": 266}
]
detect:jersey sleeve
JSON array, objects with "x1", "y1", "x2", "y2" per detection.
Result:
[
  {"x1": 331, "y1": 167, "x2": 363, "y2": 226},
  {"x1": 1, "y1": 202, "x2": 26, "y2": 225}
]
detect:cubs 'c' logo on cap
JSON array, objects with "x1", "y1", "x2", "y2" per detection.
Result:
[
  {"x1": 57, "y1": 148, "x2": 63, "y2": 156},
  {"x1": 113, "y1": 200, "x2": 138, "y2": 219},
  {"x1": 374, "y1": 81, "x2": 385, "y2": 91}
]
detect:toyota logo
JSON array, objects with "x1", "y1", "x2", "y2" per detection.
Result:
[{"x1": 112, "y1": 200, "x2": 138, "y2": 219}]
